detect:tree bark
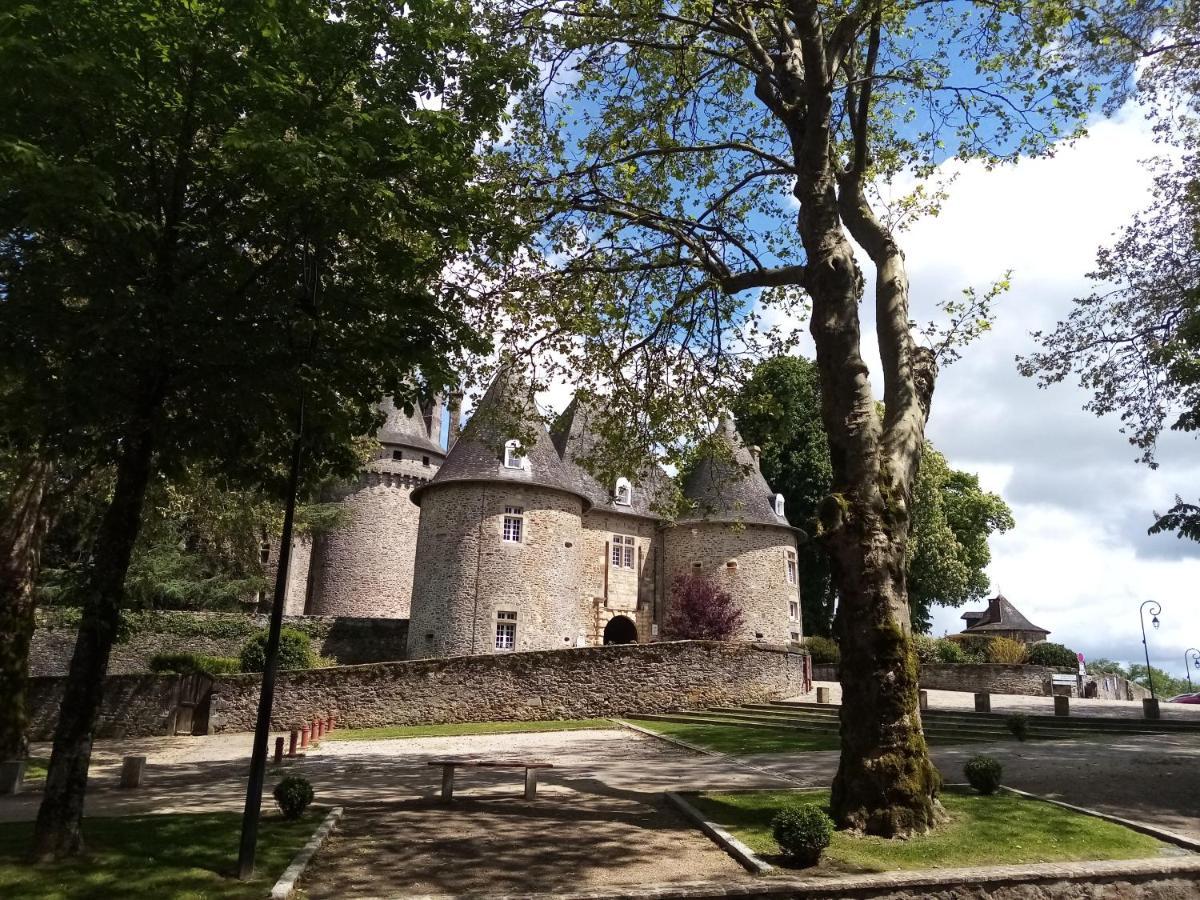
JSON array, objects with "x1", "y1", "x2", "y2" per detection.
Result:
[
  {"x1": 32, "y1": 423, "x2": 156, "y2": 860},
  {"x1": 0, "y1": 457, "x2": 55, "y2": 763}
]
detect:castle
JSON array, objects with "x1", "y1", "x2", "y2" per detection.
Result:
[{"x1": 265, "y1": 369, "x2": 805, "y2": 657}]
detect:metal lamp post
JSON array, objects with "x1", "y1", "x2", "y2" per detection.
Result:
[
  {"x1": 1185, "y1": 648, "x2": 1200, "y2": 692},
  {"x1": 1140, "y1": 600, "x2": 1162, "y2": 699}
]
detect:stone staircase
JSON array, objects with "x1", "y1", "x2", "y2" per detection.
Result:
[{"x1": 636, "y1": 699, "x2": 1200, "y2": 746}]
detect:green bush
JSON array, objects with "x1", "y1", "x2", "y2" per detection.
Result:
[
  {"x1": 1027, "y1": 642, "x2": 1079, "y2": 669},
  {"x1": 964, "y1": 755, "x2": 1003, "y2": 795},
  {"x1": 802, "y1": 635, "x2": 840, "y2": 665},
  {"x1": 1005, "y1": 712, "x2": 1029, "y2": 742},
  {"x1": 912, "y1": 634, "x2": 938, "y2": 665},
  {"x1": 148, "y1": 652, "x2": 241, "y2": 676},
  {"x1": 934, "y1": 638, "x2": 966, "y2": 664},
  {"x1": 272, "y1": 775, "x2": 314, "y2": 820},
  {"x1": 239, "y1": 628, "x2": 316, "y2": 673},
  {"x1": 985, "y1": 637, "x2": 1029, "y2": 664},
  {"x1": 944, "y1": 633, "x2": 991, "y2": 663},
  {"x1": 770, "y1": 803, "x2": 834, "y2": 866}
]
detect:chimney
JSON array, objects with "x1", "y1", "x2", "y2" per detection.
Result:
[{"x1": 447, "y1": 390, "x2": 464, "y2": 450}]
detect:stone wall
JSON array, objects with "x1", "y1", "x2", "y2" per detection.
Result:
[
  {"x1": 811, "y1": 662, "x2": 1079, "y2": 697},
  {"x1": 662, "y1": 521, "x2": 800, "y2": 644},
  {"x1": 407, "y1": 482, "x2": 587, "y2": 659},
  {"x1": 25, "y1": 672, "x2": 198, "y2": 740},
  {"x1": 29, "y1": 609, "x2": 409, "y2": 676},
  {"x1": 208, "y1": 640, "x2": 806, "y2": 733}
]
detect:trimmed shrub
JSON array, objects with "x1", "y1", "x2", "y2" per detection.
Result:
[
  {"x1": 662, "y1": 573, "x2": 745, "y2": 640},
  {"x1": 771, "y1": 803, "x2": 834, "y2": 866},
  {"x1": 985, "y1": 637, "x2": 1029, "y2": 664},
  {"x1": 1028, "y1": 642, "x2": 1079, "y2": 669},
  {"x1": 1005, "y1": 712, "x2": 1029, "y2": 742},
  {"x1": 944, "y1": 633, "x2": 991, "y2": 663},
  {"x1": 802, "y1": 635, "x2": 840, "y2": 665},
  {"x1": 148, "y1": 651, "x2": 240, "y2": 676},
  {"x1": 964, "y1": 755, "x2": 1003, "y2": 795},
  {"x1": 273, "y1": 775, "x2": 314, "y2": 820},
  {"x1": 239, "y1": 627, "x2": 317, "y2": 673},
  {"x1": 934, "y1": 638, "x2": 966, "y2": 664}
]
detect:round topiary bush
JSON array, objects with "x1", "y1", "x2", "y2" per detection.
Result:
[
  {"x1": 770, "y1": 802, "x2": 834, "y2": 866},
  {"x1": 239, "y1": 627, "x2": 316, "y2": 673},
  {"x1": 964, "y1": 755, "x2": 1003, "y2": 794},
  {"x1": 1005, "y1": 712, "x2": 1029, "y2": 742},
  {"x1": 273, "y1": 775, "x2": 314, "y2": 820},
  {"x1": 1027, "y1": 642, "x2": 1079, "y2": 669}
]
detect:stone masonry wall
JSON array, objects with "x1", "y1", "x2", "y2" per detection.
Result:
[
  {"x1": 579, "y1": 511, "x2": 660, "y2": 643},
  {"x1": 663, "y1": 522, "x2": 800, "y2": 644},
  {"x1": 262, "y1": 532, "x2": 312, "y2": 617},
  {"x1": 25, "y1": 672, "x2": 193, "y2": 740},
  {"x1": 812, "y1": 662, "x2": 1077, "y2": 697},
  {"x1": 407, "y1": 482, "x2": 586, "y2": 658},
  {"x1": 28, "y1": 609, "x2": 409, "y2": 676},
  {"x1": 209, "y1": 640, "x2": 806, "y2": 732}
]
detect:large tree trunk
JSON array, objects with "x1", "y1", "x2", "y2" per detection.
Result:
[
  {"x1": 32, "y1": 424, "x2": 156, "y2": 860},
  {"x1": 0, "y1": 457, "x2": 55, "y2": 763}
]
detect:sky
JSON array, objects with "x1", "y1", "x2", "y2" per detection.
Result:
[{"x1": 787, "y1": 100, "x2": 1200, "y2": 679}]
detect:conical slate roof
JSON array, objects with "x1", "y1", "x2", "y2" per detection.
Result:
[
  {"x1": 409, "y1": 368, "x2": 589, "y2": 507},
  {"x1": 961, "y1": 594, "x2": 1050, "y2": 636},
  {"x1": 377, "y1": 396, "x2": 444, "y2": 457},
  {"x1": 678, "y1": 418, "x2": 793, "y2": 529},
  {"x1": 550, "y1": 398, "x2": 670, "y2": 519}
]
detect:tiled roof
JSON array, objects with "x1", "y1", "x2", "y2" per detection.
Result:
[
  {"x1": 376, "y1": 397, "x2": 444, "y2": 457},
  {"x1": 677, "y1": 418, "x2": 794, "y2": 530},
  {"x1": 409, "y1": 368, "x2": 589, "y2": 507},
  {"x1": 961, "y1": 594, "x2": 1050, "y2": 636},
  {"x1": 550, "y1": 398, "x2": 671, "y2": 520}
]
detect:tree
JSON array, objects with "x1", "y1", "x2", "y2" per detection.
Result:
[
  {"x1": 503, "y1": 0, "x2": 1091, "y2": 834},
  {"x1": 663, "y1": 573, "x2": 745, "y2": 640},
  {"x1": 0, "y1": 0, "x2": 525, "y2": 857},
  {"x1": 1017, "y1": 2, "x2": 1199, "y2": 537},
  {"x1": 734, "y1": 357, "x2": 1014, "y2": 635}
]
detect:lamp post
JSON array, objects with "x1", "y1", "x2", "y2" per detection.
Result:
[
  {"x1": 1139, "y1": 600, "x2": 1162, "y2": 699},
  {"x1": 1185, "y1": 648, "x2": 1200, "y2": 692}
]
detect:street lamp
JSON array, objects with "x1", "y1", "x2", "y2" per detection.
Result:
[
  {"x1": 1140, "y1": 600, "x2": 1162, "y2": 699},
  {"x1": 1186, "y1": 648, "x2": 1200, "y2": 692}
]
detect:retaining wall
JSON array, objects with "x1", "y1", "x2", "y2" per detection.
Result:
[
  {"x1": 25, "y1": 673, "x2": 197, "y2": 741},
  {"x1": 208, "y1": 640, "x2": 806, "y2": 732},
  {"x1": 811, "y1": 662, "x2": 1081, "y2": 697}
]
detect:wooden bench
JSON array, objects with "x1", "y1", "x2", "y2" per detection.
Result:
[{"x1": 427, "y1": 757, "x2": 554, "y2": 802}]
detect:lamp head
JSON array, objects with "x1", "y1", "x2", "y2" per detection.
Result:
[{"x1": 1152, "y1": 615, "x2": 1160, "y2": 629}]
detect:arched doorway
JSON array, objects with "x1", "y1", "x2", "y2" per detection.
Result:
[{"x1": 603, "y1": 615, "x2": 638, "y2": 645}]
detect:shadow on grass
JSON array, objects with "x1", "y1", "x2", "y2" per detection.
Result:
[{"x1": 0, "y1": 810, "x2": 315, "y2": 900}]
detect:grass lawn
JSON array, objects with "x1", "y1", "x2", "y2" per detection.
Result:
[
  {"x1": 327, "y1": 718, "x2": 618, "y2": 742},
  {"x1": 22, "y1": 758, "x2": 49, "y2": 782},
  {"x1": 0, "y1": 811, "x2": 317, "y2": 899},
  {"x1": 626, "y1": 719, "x2": 841, "y2": 754},
  {"x1": 689, "y1": 786, "x2": 1167, "y2": 873}
]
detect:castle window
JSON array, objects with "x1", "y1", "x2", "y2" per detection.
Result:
[
  {"x1": 614, "y1": 477, "x2": 632, "y2": 506},
  {"x1": 503, "y1": 439, "x2": 527, "y2": 470},
  {"x1": 789, "y1": 600, "x2": 799, "y2": 620},
  {"x1": 790, "y1": 631, "x2": 801, "y2": 643},
  {"x1": 611, "y1": 534, "x2": 635, "y2": 568},
  {"x1": 259, "y1": 542, "x2": 271, "y2": 564},
  {"x1": 503, "y1": 506, "x2": 524, "y2": 543},
  {"x1": 786, "y1": 549, "x2": 797, "y2": 585},
  {"x1": 422, "y1": 455, "x2": 430, "y2": 467},
  {"x1": 392, "y1": 449, "x2": 403, "y2": 461},
  {"x1": 495, "y1": 611, "x2": 517, "y2": 650},
  {"x1": 692, "y1": 562, "x2": 702, "y2": 572},
  {"x1": 773, "y1": 493, "x2": 785, "y2": 517}
]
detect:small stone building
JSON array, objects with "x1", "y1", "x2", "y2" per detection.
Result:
[{"x1": 960, "y1": 594, "x2": 1050, "y2": 644}]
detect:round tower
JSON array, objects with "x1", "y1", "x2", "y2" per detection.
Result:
[
  {"x1": 662, "y1": 419, "x2": 803, "y2": 644},
  {"x1": 304, "y1": 396, "x2": 447, "y2": 618},
  {"x1": 406, "y1": 371, "x2": 590, "y2": 659}
]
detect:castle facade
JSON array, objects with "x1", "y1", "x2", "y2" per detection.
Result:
[{"x1": 266, "y1": 370, "x2": 804, "y2": 656}]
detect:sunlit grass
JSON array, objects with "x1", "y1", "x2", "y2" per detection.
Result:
[
  {"x1": 627, "y1": 719, "x2": 840, "y2": 754},
  {"x1": 327, "y1": 718, "x2": 617, "y2": 742}
]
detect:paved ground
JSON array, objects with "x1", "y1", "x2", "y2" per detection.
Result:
[{"x1": 6, "y1": 689, "x2": 1200, "y2": 895}]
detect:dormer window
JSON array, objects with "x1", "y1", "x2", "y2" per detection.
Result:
[
  {"x1": 614, "y1": 477, "x2": 632, "y2": 506},
  {"x1": 503, "y1": 439, "x2": 527, "y2": 470},
  {"x1": 773, "y1": 493, "x2": 785, "y2": 517}
]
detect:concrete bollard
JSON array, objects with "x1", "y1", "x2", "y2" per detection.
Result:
[
  {"x1": 816, "y1": 686, "x2": 831, "y2": 704},
  {"x1": 974, "y1": 692, "x2": 991, "y2": 713},
  {"x1": 918, "y1": 690, "x2": 929, "y2": 712},
  {"x1": 119, "y1": 756, "x2": 146, "y2": 789},
  {"x1": 288, "y1": 729, "x2": 298, "y2": 757},
  {"x1": 300, "y1": 724, "x2": 310, "y2": 749},
  {"x1": 273, "y1": 736, "x2": 284, "y2": 765},
  {"x1": 1143, "y1": 698, "x2": 1161, "y2": 720},
  {"x1": 1054, "y1": 695, "x2": 1070, "y2": 717},
  {"x1": 0, "y1": 760, "x2": 26, "y2": 796}
]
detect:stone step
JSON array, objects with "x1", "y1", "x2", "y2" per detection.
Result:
[
  {"x1": 705, "y1": 707, "x2": 1016, "y2": 737},
  {"x1": 638, "y1": 712, "x2": 1002, "y2": 743}
]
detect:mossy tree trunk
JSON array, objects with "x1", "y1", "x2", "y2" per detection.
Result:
[{"x1": 0, "y1": 456, "x2": 55, "y2": 763}]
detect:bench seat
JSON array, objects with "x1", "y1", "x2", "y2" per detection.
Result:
[{"x1": 427, "y1": 757, "x2": 554, "y2": 801}]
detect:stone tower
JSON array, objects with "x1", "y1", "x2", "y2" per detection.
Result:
[
  {"x1": 406, "y1": 370, "x2": 592, "y2": 659},
  {"x1": 663, "y1": 418, "x2": 803, "y2": 643},
  {"x1": 304, "y1": 396, "x2": 450, "y2": 618}
]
